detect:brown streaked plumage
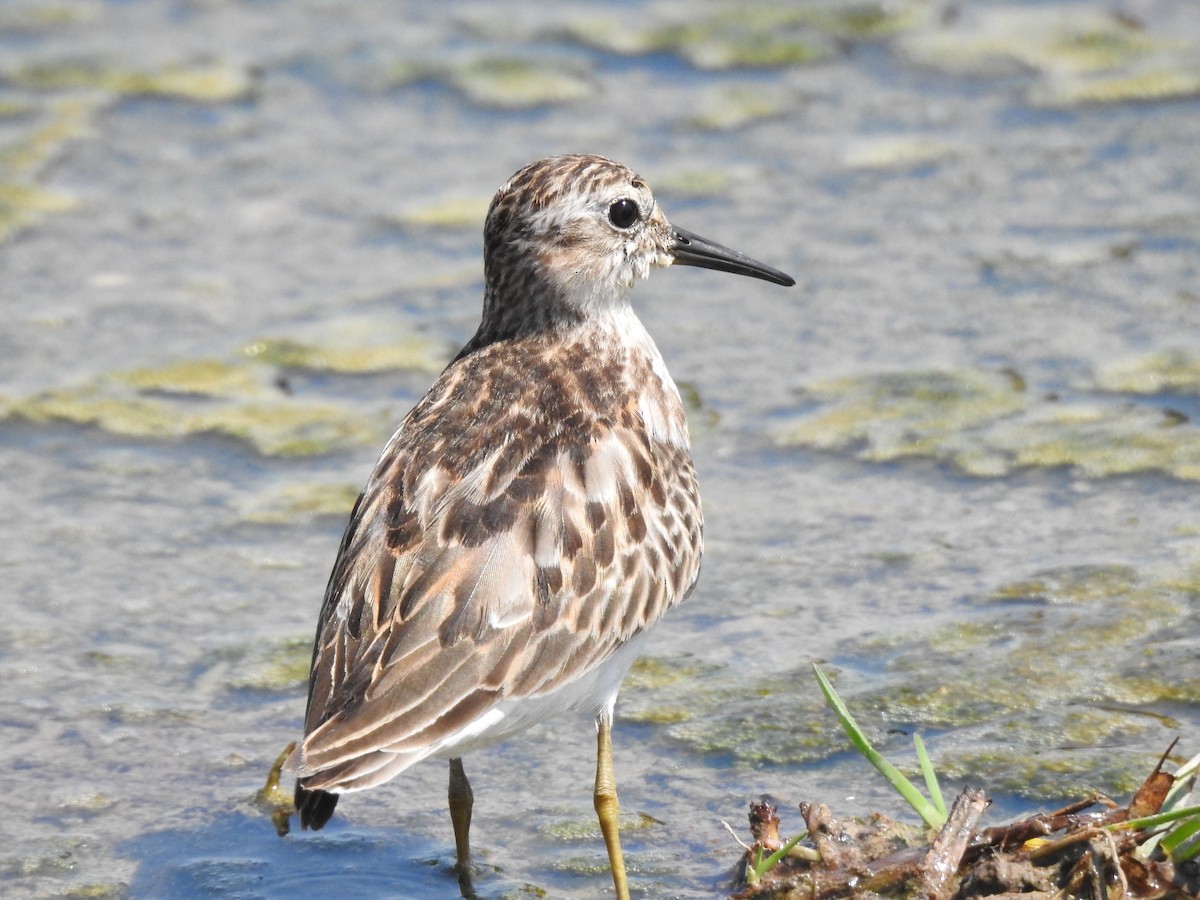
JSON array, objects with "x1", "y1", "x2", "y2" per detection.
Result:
[{"x1": 287, "y1": 154, "x2": 794, "y2": 898}]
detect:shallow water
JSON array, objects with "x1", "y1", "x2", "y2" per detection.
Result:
[{"x1": 2, "y1": 1, "x2": 1199, "y2": 897}]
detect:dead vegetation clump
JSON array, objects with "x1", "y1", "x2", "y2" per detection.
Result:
[{"x1": 732, "y1": 746, "x2": 1199, "y2": 899}]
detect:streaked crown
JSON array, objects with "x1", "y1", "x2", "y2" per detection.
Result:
[{"x1": 478, "y1": 155, "x2": 674, "y2": 339}]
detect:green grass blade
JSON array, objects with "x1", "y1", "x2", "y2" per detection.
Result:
[
  {"x1": 813, "y1": 664, "x2": 947, "y2": 829},
  {"x1": 752, "y1": 830, "x2": 813, "y2": 879},
  {"x1": 1134, "y1": 750, "x2": 1199, "y2": 861},
  {"x1": 1159, "y1": 814, "x2": 1200, "y2": 861},
  {"x1": 1161, "y1": 750, "x2": 1200, "y2": 811},
  {"x1": 914, "y1": 732, "x2": 947, "y2": 819},
  {"x1": 746, "y1": 847, "x2": 763, "y2": 885},
  {"x1": 1116, "y1": 803, "x2": 1200, "y2": 833}
]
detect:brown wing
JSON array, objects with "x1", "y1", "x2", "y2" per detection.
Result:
[{"x1": 292, "y1": 344, "x2": 702, "y2": 791}]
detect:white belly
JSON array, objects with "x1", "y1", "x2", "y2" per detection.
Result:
[{"x1": 426, "y1": 630, "x2": 652, "y2": 760}]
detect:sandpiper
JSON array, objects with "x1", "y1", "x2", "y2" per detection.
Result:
[{"x1": 288, "y1": 154, "x2": 794, "y2": 897}]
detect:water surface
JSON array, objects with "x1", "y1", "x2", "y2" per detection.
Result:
[{"x1": 2, "y1": 1, "x2": 1199, "y2": 897}]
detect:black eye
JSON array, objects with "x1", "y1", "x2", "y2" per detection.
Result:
[{"x1": 608, "y1": 198, "x2": 640, "y2": 230}]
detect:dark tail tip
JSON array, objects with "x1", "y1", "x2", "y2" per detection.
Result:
[{"x1": 295, "y1": 782, "x2": 339, "y2": 830}]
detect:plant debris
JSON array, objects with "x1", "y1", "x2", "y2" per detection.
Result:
[{"x1": 732, "y1": 745, "x2": 1199, "y2": 899}]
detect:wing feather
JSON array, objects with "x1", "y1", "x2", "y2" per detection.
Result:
[{"x1": 292, "y1": 337, "x2": 703, "y2": 791}]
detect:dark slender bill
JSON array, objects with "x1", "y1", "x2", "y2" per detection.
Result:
[{"x1": 671, "y1": 226, "x2": 795, "y2": 287}]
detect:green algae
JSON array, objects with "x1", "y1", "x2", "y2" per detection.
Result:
[
  {"x1": 985, "y1": 403, "x2": 1200, "y2": 481},
  {"x1": 58, "y1": 793, "x2": 117, "y2": 815},
  {"x1": 847, "y1": 565, "x2": 1192, "y2": 800},
  {"x1": 1111, "y1": 647, "x2": 1200, "y2": 705},
  {"x1": 0, "y1": 98, "x2": 95, "y2": 177},
  {"x1": 243, "y1": 335, "x2": 445, "y2": 374},
  {"x1": 633, "y1": 6, "x2": 835, "y2": 71},
  {"x1": 9, "y1": 383, "x2": 384, "y2": 457},
  {"x1": 552, "y1": 1, "x2": 928, "y2": 70},
  {"x1": 942, "y1": 744, "x2": 1161, "y2": 803},
  {"x1": 382, "y1": 59, "x2": 435, "y2": 88},
  {"x1": 623, "y1": 654, "x2": 711, "y2": 725},
  {"x1": 116, "y1": 63, "x2": 254, "y2": 103},
  {"x1": 0, "y1": 4, "x2": 93, "y2": 31},
  {"x1": 450, "y1": 58, "x2": 593, "y2": 109},
  {"x1": 191, "y1": 401, "x2": 383, "y2": 457},
  {"x1": 0, "y1": 181, "x2": 76, "y2": 240},
  {"x1": 11, "y1": 59, "x2": 255, "y2": 103},
  {"x1": 547, "y1": 17, "x2": 660, "y2": 56},
  {"x1": 899, "y1": 9, "x2": 1165, "y2": 76},
  {"x1": 390, "y1": 195, "x2": 492, "y2": 231},
  {"x1": 647, "y1": 168, "x2": 731, "y2": 199},
  {"x1": 540, "y1": 810, "x2": 657, "y2": 842},
  {"x1": 0, "y1": 98, "x2": 35, "y2": 119},
  {"x1": 1096, "y1": 349, "x2": 1200, "y2": 395},
  {"x1": 677, "y1": 380, "x2": 720, "y2": 436},
  {"x1": 0, "y1": 844, "x2": 77, "y2": 878},
  {"x1": 657, "y1": 24, "x2": 830, "y2": 71},
  {"x1": 805, "y1": 1, "x2": 931, "y2": 40},
  {"x1": 626, "y1": 654, "x2": 705, "y2": 691},
  {"x1": 13, "y1": 386, "x2": 182, "y2": 435},
  {"x1": 64, "y1": 883, "x2": 126, "y2": 899},
  {"x1": 630, "y1": 564, "x2": 1193, "y2": 801},
  {"x1": 0, "y1": 98, "x2": 95, "y2": 240},
  {"x1": 621, "y1": 654, "x2": 841, "y2": 765},
  {"x1": 843, "y1": 136, "x2": 960, "y2": 171},
  {"x1": 88, "y1": 702, "x2": 200, "y2": 726},
  {"x1": 649, "y1": 677, "x2": 840, "y2": 766},
  {"x1": 984, "y1": 564, "x2": 1142, "y2": 606},
  {"x1": 1161, "y1": 564, "x2": 1200, "y2": 595},
  {"x1": 231, "y1": 636, "x2": 312, "y2": 693},
  {"x1": 778, "y1": 367, "x2": 1200, "y2": 480},
  {"x1": 4, "y1": 329, "x2": 444, "y2": 456},
  {"x1": 83, "y1": 649, "x2": 138, "y2": 668},
  {"x1": 780, "y1": 368, "x2": 1027, "y2": 458},
  {"x1": 0, "y1": 182, "x2": 74, "y2": 211},
  {"x1": 240, "y1": 481, "x2": 361, "y2": 525},
  {"x1": 1033, "y1": 67, "x2": 1200, "y2": 106},
  {"x1": 117, "y1": 358, "x2": 271, "y2": 399},
  {"x1": 899, "y1": 7, "x2": 1200, "y2": 106},
  {"x1": 384, "y1": 56, "x2": 594, "y2": 109},
  {"x1": 1044, "y1": 20, "x2": 1164, "y2": 71},
  {"x1": 686, "y1": 85, "x2": 789, "y2": 131}
]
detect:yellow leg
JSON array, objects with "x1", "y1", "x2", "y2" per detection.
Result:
[
  {"x1": 594, "y1": 714, "x2": 630, "y2": 900},
  {"x1": 448, "y1": 757, "x2": 474, "y2": 875}
]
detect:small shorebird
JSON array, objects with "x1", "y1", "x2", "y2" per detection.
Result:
[{"x1": 288, "y1": 154, "x2": 793, "y2": 897}]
